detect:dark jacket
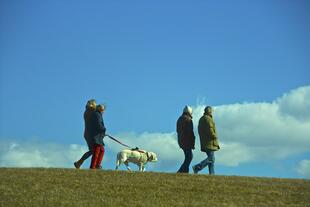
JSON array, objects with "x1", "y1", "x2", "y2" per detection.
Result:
[
  {"x1": 176, "y1": 112, "x2": 195, "y2": 149},
  {"x1": 84, "y1": 108, "x2": 95, "y2": 139},
  {"x1": 198, "y1": 113, "x2": 220, "y2": 152},
  {"x1": 89, "y1": 111, "x2": 106, "y2": 146}
]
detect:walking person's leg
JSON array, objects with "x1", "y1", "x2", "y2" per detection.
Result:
[
  {"x1": 74, "y1": 151, "x2": 91, "y2": 169},
  {"x1": 96, "y1": 145, "x2": 105, "y2": 169},
  {"x1": 207, "y1": 150, "x2": 215, "y2": 175},
  {"x1": 178, "y1": 149, "x2": 192, "y2": 173},
  {"x1": 177, "y1": 149, "x2": 186, "y2": 173},
  {"x1": 74, "y1": 139, "x2": 94, "y2": 169},
  {"x1": 81, "y1": 149, "x2": 93, "y2": 162},
  {"x1": 183, "y1": 149, "x2": 193, "y2": 173},
  {"x1": 90, "y1": 144, "x2": 100, "y2": 169},
  {"x1": 193, "y1": 150, "x2": 214, "y2": 174}
]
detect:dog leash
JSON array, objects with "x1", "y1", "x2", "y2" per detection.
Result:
[
  {"x1": 105, "y1": 134, "x2": 132, "y2": 148},
  {"x1": 105, "y1": 134, "x2": 147, "y2": 154}
]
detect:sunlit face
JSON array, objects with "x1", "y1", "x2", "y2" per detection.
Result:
[
  {"x1": 90, "y1": 102, "x2": 97, "y2": 109},
  {"x1": 98, "y1": 105, "x2": 105, "y2": 113}
]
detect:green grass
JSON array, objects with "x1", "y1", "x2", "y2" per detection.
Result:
[{"x1": 0, "y1": 168, "x2": 309, "y2": 207}]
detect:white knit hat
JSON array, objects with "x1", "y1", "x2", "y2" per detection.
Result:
[{"x1": 183, "y1": 105, "x2": 193, "y2": 115}]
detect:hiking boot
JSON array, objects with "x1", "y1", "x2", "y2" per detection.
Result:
[
  {"x1": 192, "y1": 165, "x2": 198, "y2": 174},
  {"x1": 74, "y1": 160, "x2": 83, "y2": 169}
]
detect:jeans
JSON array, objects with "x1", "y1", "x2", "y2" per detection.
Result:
[
  {"x1": 177, "y1": 149, "x2": 193, "y2": 173},
  {"x1": 194, "y1": 150, "x2": 215, "y2": 175}
]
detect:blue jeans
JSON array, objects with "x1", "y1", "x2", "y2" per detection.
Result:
[
  {"x1": 194, "y1": 150, "x2": 215, "y2": 175},
  {"x1": 177, "y1": 149, "x2": 193, "y2": 173}
]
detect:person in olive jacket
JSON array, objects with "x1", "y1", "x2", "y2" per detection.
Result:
[
  {"x1": 74, "y1": 99, "x2": 97, "y2": 169},
  {"x1": 176, "y1": 105, "x2": 195, "y2": 173},
  {"x1": 192, "y1": 106, "x2": 220, "y2": 175},
  {"x1": 90, "y1": 104, "x2": 106, "y2": 169}
]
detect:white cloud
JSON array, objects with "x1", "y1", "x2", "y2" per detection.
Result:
[
  {"x1": 297, "y1": 160, "x2": 310, "y2": 178},
  {"x1": 211, "y1": 86, "x2": 310, "y2": 166},
  {"x1": 0, "y1": 140, "x2": 87, "y2": 168},
  {"x1": 277, "y1": 86, "x2": 310, "y2": 121}
]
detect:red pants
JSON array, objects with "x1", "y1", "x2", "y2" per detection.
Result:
[{"x1": 90, "y1": 144, "x2": 105, "y2": 169}]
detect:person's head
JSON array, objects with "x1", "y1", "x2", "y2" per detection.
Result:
[
  {"x1": 86, "y1": 99, "x2": 96, "y2": 110},
  {"x1": 183, "y1": 105, "x2": 193, "y2": 116},
  {"x1": 96, "y1": 104, "x2": 106, "y2": 114},
  {"x1": 204, "y1": 106, "x2": 212, "y2": 115}
]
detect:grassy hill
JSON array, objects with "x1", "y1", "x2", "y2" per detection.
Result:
[{"x1": 0, "y1": 168, "x2": 309, "y2": 207}]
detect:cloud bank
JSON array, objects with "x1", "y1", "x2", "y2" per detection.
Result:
[
  {"x1": 297, "y1": 160, "x2": 310, "y2": 178},
  {"x1": 0, "y1": 140, "x2": 87, "y2": 168},
  {"x1": 1, "y1": 86, "x2": 309, "y2": 177}
]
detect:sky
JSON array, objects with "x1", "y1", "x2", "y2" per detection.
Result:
[{"x1": 0, "y1": 0, "x2": 309, "y2": 179}]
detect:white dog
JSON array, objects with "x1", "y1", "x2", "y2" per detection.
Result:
[{"x1": 115, "y1": 148, "x2": 158, "y2": 172}]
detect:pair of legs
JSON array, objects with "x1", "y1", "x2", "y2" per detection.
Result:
[
  {"x1": 90, "y1": 144, "x2": 105, "y2": 169},
  {"x1": 74, "y1": 138, "x2": 93, "y2": 169},
  {"x1": 177, "y1": 148, "x2": 193, "y2": 173},
  {"x1": 193, "y1": 150, "x2": 215, "y2": 175}
]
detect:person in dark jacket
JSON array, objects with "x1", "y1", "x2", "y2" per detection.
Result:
[
  {"x1": 176, "y1": 105, "x2": 195, "y2": 173},
  {"x1": 90, "y1": 104, "x2": 106, "y2": 169},
  {"x1": 192, "y1": 106, "x2": 220, "y2": 175},
  {"x1": 74, "y1": 99, "x2": 96, "y2": 169}
]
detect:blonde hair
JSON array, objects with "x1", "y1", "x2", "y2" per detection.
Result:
[
  {"x1": 86, "y1": 99, "x2": 96, "y2": 110},
  {"x1": 96, "y1": 104, "x2": 106, "y2": 112}
]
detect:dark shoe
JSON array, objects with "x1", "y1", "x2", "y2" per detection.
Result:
[
  {"x1": 74, "y1": 160, "x2": 83, "y2": 169},
  {"x1": 96, "y1": 165, "x2": 102, "y2": 169},
  {"x1": 192, "y1": 165, "x2": 198, "y2": 174}
]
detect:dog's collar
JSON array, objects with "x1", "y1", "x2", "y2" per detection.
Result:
[
  {"x1": 146, "y1": 152, "x2": 153, "y2": 161},
  {"x1": 132, "y1": 149, "x2": 151, "y2": 162}
]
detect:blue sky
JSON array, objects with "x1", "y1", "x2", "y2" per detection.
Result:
[{"x1": 0, "y1": 0, "x2": 309, "y2": 178}]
